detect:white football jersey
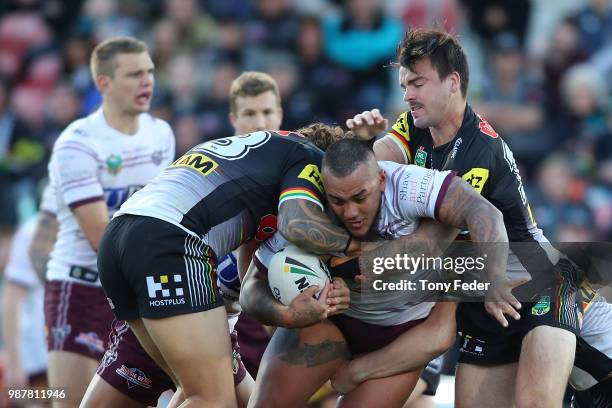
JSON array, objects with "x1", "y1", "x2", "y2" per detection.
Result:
[
  {"x1": 47, "y1": 108, "x2": 175, "y2": 286},
  {"x1": 4, "y1": 218, "x2": 47, "y2": 375},
  {"x1": 255, "y1": 161, "x2": 453, "y2": 326}
]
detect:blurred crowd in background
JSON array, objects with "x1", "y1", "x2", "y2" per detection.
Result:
[{"x1": 0, "y1": 0, "x2": 611, "y2": 249}]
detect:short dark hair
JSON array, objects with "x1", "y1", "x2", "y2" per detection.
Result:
[
  {"x1": 322, "y1": 139, "x2": 375, "y2": 178},
  {"x1": 90, "y1": 37, "x2": 148, "y2": 79},
  {"x1": 396, "y1": 28, "x2": 469, "y2": 97},
  {"x1": 229, "y1": 71, "x2": 280, "y2": 113},
  {"x1": 294, "y1": 122, "x2": 351, "y2": 151}
]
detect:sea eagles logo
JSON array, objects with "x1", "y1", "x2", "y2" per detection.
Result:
[{"x1": 106, "y1": 154, "x2": 123, "y2": 175}]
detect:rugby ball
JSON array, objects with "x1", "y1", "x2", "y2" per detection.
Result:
[{"x1": 268, "y1": 245, "x2": 331, "y2": 305}]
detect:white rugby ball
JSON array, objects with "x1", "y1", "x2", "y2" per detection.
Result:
[{"x1": 268, "y1": 245, "x2": 331, "y2": 305}]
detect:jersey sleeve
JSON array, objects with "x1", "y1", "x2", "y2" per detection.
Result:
[
  {"x1": 391, "y1": 163, "x2": 455, "y2": 221},
  {"x1": 382, "y1": 112, "x2": 413, "y2": 164},
  {"x1": 39, "y1": 183, "x2": 57, "y2": 215},
  {"x1": 278, "y1": 145, "x2": 325, "y2": 211},
  {"x1": 162, "y1": 120, "x2": 176, "y2": 165},
  {"x1": 49, "y1": 138, "x2": 103, "y2": 209},
  {"x1": 253, "y1": 232, "x2": 289, "y2": 280}
]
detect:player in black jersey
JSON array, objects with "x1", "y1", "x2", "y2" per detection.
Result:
[
  {"x1": 98, "y1": 125, "x2": 357, "y2": 407},
  {"x1": 345, "y1": 28, "x2": 582, "y2": 408}
]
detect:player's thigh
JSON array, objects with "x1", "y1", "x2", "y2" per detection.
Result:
[
  {"x1": 455, "y1": 362, "x2": 517, "y2": 408},
  {"x1": 47, "y1": 351, "x2": 100, "y2": 408},
  {"x1": 142, "y1": 307, "x2": 236, "y2": 405},
  {"x1": 515, "y1": 325, "x2": 576, "y2": 408},
  {"x1": 338, "y1": 369, "x2": 421, "y2": 408},
  {"x1": 248, "y1": 321, "x2": 349, "y2": 408},
  {"x1": 80, "y1": 374, "x2": 146, "y2": 408},
  {"x1": 127, "y1": 318, "x2": 177, "y2": 385}
]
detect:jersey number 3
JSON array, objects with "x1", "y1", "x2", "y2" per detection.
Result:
[{"x1": 199, "y1": 132, "x2": 271, "y2": 160}]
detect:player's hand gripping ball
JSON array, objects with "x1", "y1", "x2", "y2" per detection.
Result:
[{"x1": 268, "y1": 245, "x2": 331, "y2": 305}]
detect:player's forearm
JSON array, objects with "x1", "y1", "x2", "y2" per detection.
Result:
[
  {"x1": 278, "y1": 199, "x2": 349, "y2": 255},
  {"x1": 358, "y1": 220, "x2": 458, "y2": 277},
  {"x1": 437, "y1": 178, "x2": 508, "y2": 282},
  {"x1": 28, "y1": 211, "x2": 57, "y2": 280},
  {"x1": 346, "y1": 302, "x2": 457, "y2": 383},
  {"x1": 2, "y1": 284, "x2": 26, "y2": 367},
  {"x1": 465, "y1": 204, "x2": 508, "y2": 282},
  {"x1": 240, "y1": 274, "x2": 291, "y2": 327}
]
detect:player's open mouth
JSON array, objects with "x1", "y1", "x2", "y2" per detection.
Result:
[{"x1": 136, "y1": 92, "x2": 152, "y2": 104}]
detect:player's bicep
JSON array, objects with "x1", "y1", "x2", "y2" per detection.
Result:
[
  {"x1": 436, "y1": 176, "x2": 495, "y2": 230},
  {"x1": 374, "y1": 136, "x2": 407, "y2": 163}
]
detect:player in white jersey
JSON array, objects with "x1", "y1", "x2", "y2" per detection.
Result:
[
  {"x1": 44, "y1": 37, "x2": 174, "y2": 408},
  {"x1": 242, "y1": 138, "x2": 514, "y2": 407},
  {"x1": 2, "y1": 216, "x2": 49, "y2": 390}
]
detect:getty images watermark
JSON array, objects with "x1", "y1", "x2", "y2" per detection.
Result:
[{"x1": 370, "y1": 253, "x2": 491, "y2": 292}]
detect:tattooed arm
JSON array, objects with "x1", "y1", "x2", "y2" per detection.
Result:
[
  {"x1": 28, "y1": 211, "x2": 58, "y2": 281},
  {"x1": 278, "y1": 199, "x2": 359, "y2": 255},
  {"x1": 359, "y1": 177, "x2": 518, "y2": 326},
  {"x1": 240, "y1": 256, "x2": 333, "y2": 328}
]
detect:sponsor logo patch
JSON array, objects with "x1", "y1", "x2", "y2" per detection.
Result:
[
  {"x1": 531, "y1": 295, "x2": 551, "y2": 316},
  {"x1": 462, "y1": 168, "x2": 489, "y2": 194},
  {"x1": 298, "y1": 164, "x2": 324, "y2": 193},
  {"x1": 415, "y1": 146, "x2": 427, "y2": 167},
  {"x1": 170, "y1": 153, "x2": 218, "y2": 176},
  {"x1": 116, "y1": 365, "x2": 152, "y2": 389}
]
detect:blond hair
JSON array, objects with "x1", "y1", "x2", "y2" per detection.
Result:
[
  {"x1": 229, "y1": 71, "x2": 280, "y2": 113},
  {"x1": 90, "y1": 37, "x2": 148, "y2": 79}
]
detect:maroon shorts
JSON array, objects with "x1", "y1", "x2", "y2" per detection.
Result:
[
  {"x1": 97, "y1": 320, "x2": 247, "y2": 406},
  {"x1": 235, "y1": 313, "x2": 271, "y2": 378},
  {"x1": 330, "y1": 314, "x2": 426, "y2": 355},
  {"x1": 44, "y1": 280, "x2": 113, "y2": 359}
]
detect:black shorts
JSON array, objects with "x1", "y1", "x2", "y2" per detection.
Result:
[
  {"x1": 572, "y1": 378, "x2": 612, "y2": 408},
  {"x1": 98, "y1": 215, "x2": 223, "y2": 320},
  {"x1": 457, "y1": 259, "x2": 581, "y2": 365},
  {"x1": 421, "y1": 356, "x2": 443, "y2": 396}
]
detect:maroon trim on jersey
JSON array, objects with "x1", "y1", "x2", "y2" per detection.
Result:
[
  {"x1": 68, "y1": 195, "x2": 104, "y2": 210},
  {"x1": 434, "y1": 173, "x2": 456, "y2": 221}
]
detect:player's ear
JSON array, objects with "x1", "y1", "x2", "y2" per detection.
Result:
[
  {"x1": 95, "y1": 74, "x2": 110, "y2": 93},
  {"x1": 449, "y1": 72, "x2": 460, "y2": 94},
  {"x1": 229, "y1": 112, "x2": 237, "y2": 127}
]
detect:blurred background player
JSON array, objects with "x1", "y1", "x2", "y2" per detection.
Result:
[
  {"x1": 1, "y1": 187, "x2": 55, "y2": 403},
  {"x1": 44, "y1": 37, "x2": 175, "y2": 407},
  {"x1": 227, "y1": 71, "x2": 282, "y2": 380}
]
